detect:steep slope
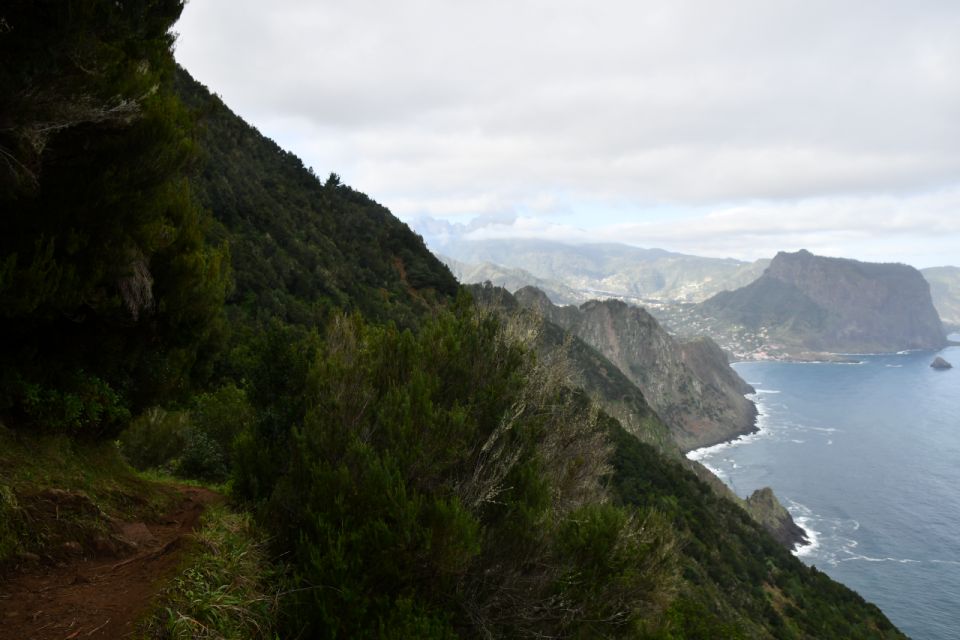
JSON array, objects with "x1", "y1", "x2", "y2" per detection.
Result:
[
  {"x1": 703, "y1": 249, "x2": 946, "y2": 353},
  {"x1": 469, "y1": 284, "x2": 679, "y2": 456},
  {"x1": 175, "y1": 68, "x2": 458, "y2": 328},
  {"x1": 514, "y1": 286, "x2": 757, "y2": 451},
  {"x1": 922, "y1": 266, "x2": 960, "y2": 330},
  {"x1": 471, "y1": 284, "x2": 808, "y2": 550}
]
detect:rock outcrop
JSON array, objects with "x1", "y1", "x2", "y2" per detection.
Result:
[
  {"x1": 701, "y1": 249, "x2": 946, "y2": 354},
  {"x1": 931, "y1": 356, "x2": 953, "y2": 370},
  {"x1": 744, "y1": 487, "x2": 810, "y2": 550},
  {"x1": 514, "y1": 286, "x2": 757, "y2": 451}
]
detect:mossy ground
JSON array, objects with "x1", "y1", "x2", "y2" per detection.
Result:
[{"x1": 0, "y1": 423, "x2": 180, "y2": 568}]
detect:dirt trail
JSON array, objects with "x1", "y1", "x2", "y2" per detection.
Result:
[{"x1": 0, "y1": 486, "x2": 221, "y2": 639}]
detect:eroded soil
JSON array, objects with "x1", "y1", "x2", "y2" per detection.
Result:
[{"x1": 0, "y1": 486, "x2": 221, "y2": 639}]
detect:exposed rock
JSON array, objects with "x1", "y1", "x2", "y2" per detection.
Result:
[
  {"x1": 119, "y1": 522, "x2": 159, "y2": 548},
  {"x1": 472, "y1": 284, "x2": 803, "y2": 551},
  {"x1": 931, "y1": 356, "x2": 953, "y2": 370},
  {"x1": 61, "y1": 541, "x2": 83, "y2": 556},
  {"x1": 702, "y1": 249, "x2": 946, "y2": 354},
  {"x1": 513, "y1": 286, "x2": 757, "y2": 451},
  {"x1": 471, "y1": 284, "x2": 680, "y2": 455},
  {"x1": 922, "y1": 266, "x2": 960, "y2": 329},
  {"x1": 744, "y1": 487, "x2": 809, "y2": 551}
]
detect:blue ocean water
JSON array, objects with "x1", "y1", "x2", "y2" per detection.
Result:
[{"x1": 689, "y1": 338, "x2": 960, "y2": 639}]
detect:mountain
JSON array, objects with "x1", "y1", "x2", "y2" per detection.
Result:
[
  {"x1": 175, "y1": 69, "x2": 458, "y2": 329},
  {"x1": 472, "y1": 283, "x2": 809, "y2": 549},
  {"x1": 443, "y1": 256, "x2": 587, "y2": 306},
  {"x1": 922, "y1": 266, "x2": 960, "y2": 331},
  {"x1": 2, "y1": 7, "x2": 906, "y2": 636},
  {"x1": 416, "y1": 230, "x2": 770, "y2": 303},
  {"x1": 513, "y1": 286, "x2": 757, "y2": 450},
  {"x1": 702, "y1": 250, "x2": 947, "y2": 354}
]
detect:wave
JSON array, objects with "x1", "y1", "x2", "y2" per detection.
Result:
[
  {"x1": 789, "y1": 501, "x2": 821, "y2": 558},
  {"x1": 686, "y1": 400, "x2": 774, "y2": 462},
  {"x1": 787, "y1": 500, "x2": 864, "y2": 566},
  {"x1": 840, "y1": 555, "x2": 921, "y2": 564}
]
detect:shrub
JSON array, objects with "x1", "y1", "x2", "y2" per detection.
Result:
[
  {"x1": 243, "y1": 305, "x2": 679, "y2": 638},
  {"x1": 119, "y1": 408, "x2": 189, "y2": 471}
]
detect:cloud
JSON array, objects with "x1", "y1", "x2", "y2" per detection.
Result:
[
  {"x1": 420, "y1": 187, "x2": 960, "y2": 267},
  {"x1": 174, "y1": 0, "x2": 960, "y2": 265}
]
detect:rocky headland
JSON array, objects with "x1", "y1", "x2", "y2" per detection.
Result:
[
  {"x1": 513, "y1": 286, "x2": 758, "y2": 451},
  {"x1": 698, "y1": 250, "x2": 946, "y2": 357}
]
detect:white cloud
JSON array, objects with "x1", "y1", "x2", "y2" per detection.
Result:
[{"x1": 174, "y1": 0, "x2": 960, "y2": 266}]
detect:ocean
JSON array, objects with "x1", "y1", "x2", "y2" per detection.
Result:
[{"x1": 688, "y1": 337, "x2": 960, "y2": 640}]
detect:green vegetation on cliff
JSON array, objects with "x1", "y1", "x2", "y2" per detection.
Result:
[{"x1": 1, "y1": 3, "x2": 907, "y2": 638}]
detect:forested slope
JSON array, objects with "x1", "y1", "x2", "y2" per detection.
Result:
[{"x1": 0, "y1": 3, "x2": 906, "y2": 638}]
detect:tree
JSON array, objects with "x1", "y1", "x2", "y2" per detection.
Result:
[{"x1": 0, "y1": 1, "x2": 228, "y2": 434}]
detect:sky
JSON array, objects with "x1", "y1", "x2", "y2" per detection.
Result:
[{"x1": 174, "y1": 0, "x2": 960, "y2": 268}]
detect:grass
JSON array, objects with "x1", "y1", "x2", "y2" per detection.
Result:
[
  {"x1": 0, "y1": 423, "x2": 180, "y2": 567},
  {"x1": 139, "y1": 505, "x2": 280, "y2": 640}
]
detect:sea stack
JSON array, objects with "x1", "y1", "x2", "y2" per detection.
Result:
[{"x1": 931, "y1": 356, "x2": 953, "y2": 370}]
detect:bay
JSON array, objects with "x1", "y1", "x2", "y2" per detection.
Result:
[{"x1": 689, "y1": 337, "x2": 960, "y2": 639}]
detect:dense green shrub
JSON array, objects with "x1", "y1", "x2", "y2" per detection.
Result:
[
  {"x1": 236, "y1": 303, "x2": 678, "y2": 638},
  {"x1": 119, "y1": 408, "x2": 189, "y2": 472}
]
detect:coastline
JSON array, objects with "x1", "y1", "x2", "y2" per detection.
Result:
[{"x1": 685, "y1": 388, "x2": 818, "y2": 555}]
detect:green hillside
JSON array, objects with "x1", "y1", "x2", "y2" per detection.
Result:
[{"x1": 0, "y1": 3, "x2": 906, "y2": 638}]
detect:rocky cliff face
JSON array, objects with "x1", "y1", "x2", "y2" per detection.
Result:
[
  {"x1": 473, "y1": 284, "x2": 807, "y2": 550},
  {"x1": 922, "y1": 266, "x2": 960, "y2": 330},
  {"x1": 744, "y1": 487, "x2": 809, "y2": 550},
  {"x1": 514, "y1": 286, "x2": 757, "y2": 451},
  {"x1": 470, "y1": 285, "x2": 680, "y2": 455},
  {"x1": 702, "y1": 250, "x2": 946, "y2": 353}
]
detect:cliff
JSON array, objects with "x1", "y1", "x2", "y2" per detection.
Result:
[
  {"x1": 922, "y1": 266, "x2": 960, "y2": 330},
  {"x1": 514, "y1": 286, "x2": 757, "y2": 451},
  {"x1": 702, "y1": 249, "x2": 946, "y2": 353}
]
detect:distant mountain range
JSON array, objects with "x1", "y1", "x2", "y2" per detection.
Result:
[
  {"x1": 419, "y1": 229, "x2": 770, "y2": 303},
  {"x1": 413, "y1": 221, "x2": 960, "y2": 344}
]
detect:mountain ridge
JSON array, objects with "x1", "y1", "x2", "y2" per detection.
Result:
[
  {"x1": 702, "y1": 249, "x2": 946, "y2": 354},
  {"x1": 513, "y1": 285, "x2": 758, "y2": 451}
]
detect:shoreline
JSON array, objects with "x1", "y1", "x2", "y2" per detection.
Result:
[
  {"x1": 729, "y1": 340, "x2": 959, "y2": 364},
  {"x1": 685, "y1": 388, "x2": 818, "y2": 556}
]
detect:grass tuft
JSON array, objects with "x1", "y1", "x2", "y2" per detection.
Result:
[{"x1": 140, "y1": 505, "x2": 280, "y2": 639}]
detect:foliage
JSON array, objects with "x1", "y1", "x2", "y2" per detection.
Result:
[
  {"x1": 608, "y1": 424, "x2": 904, "y2": 639},
  {"x1": 119, "y1": 385, "x2": 253, "y2": 483},
  {"x1": 118, "y1": 408, "x2": 189, "y2": 472},
  {"x1": 236, "y1": 303, "x2": 678, "y2": 638},
  {"x1": 141, "y1": 506, "x2": 279, "y2": 640},
  {"x1": 174, "y1": 68, "x2": 458, "y2": 332},
  {"x1": 0, "y1": 0, "x2": 229, "y2": 436}
]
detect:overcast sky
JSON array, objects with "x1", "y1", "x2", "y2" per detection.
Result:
[{"x1": 174, "y1": 0, "x2": 960, "y2": 267}]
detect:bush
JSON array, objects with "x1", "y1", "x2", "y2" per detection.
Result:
[
  {"x1": 119, "y1": 408, "x2": 189, "y2": 472},
  {"x1": 239, "y1": 305, "x2": 679, "y2": 638},
  {"x1": 119, "y1": 384, "x2": 253, "y2": 483}
]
